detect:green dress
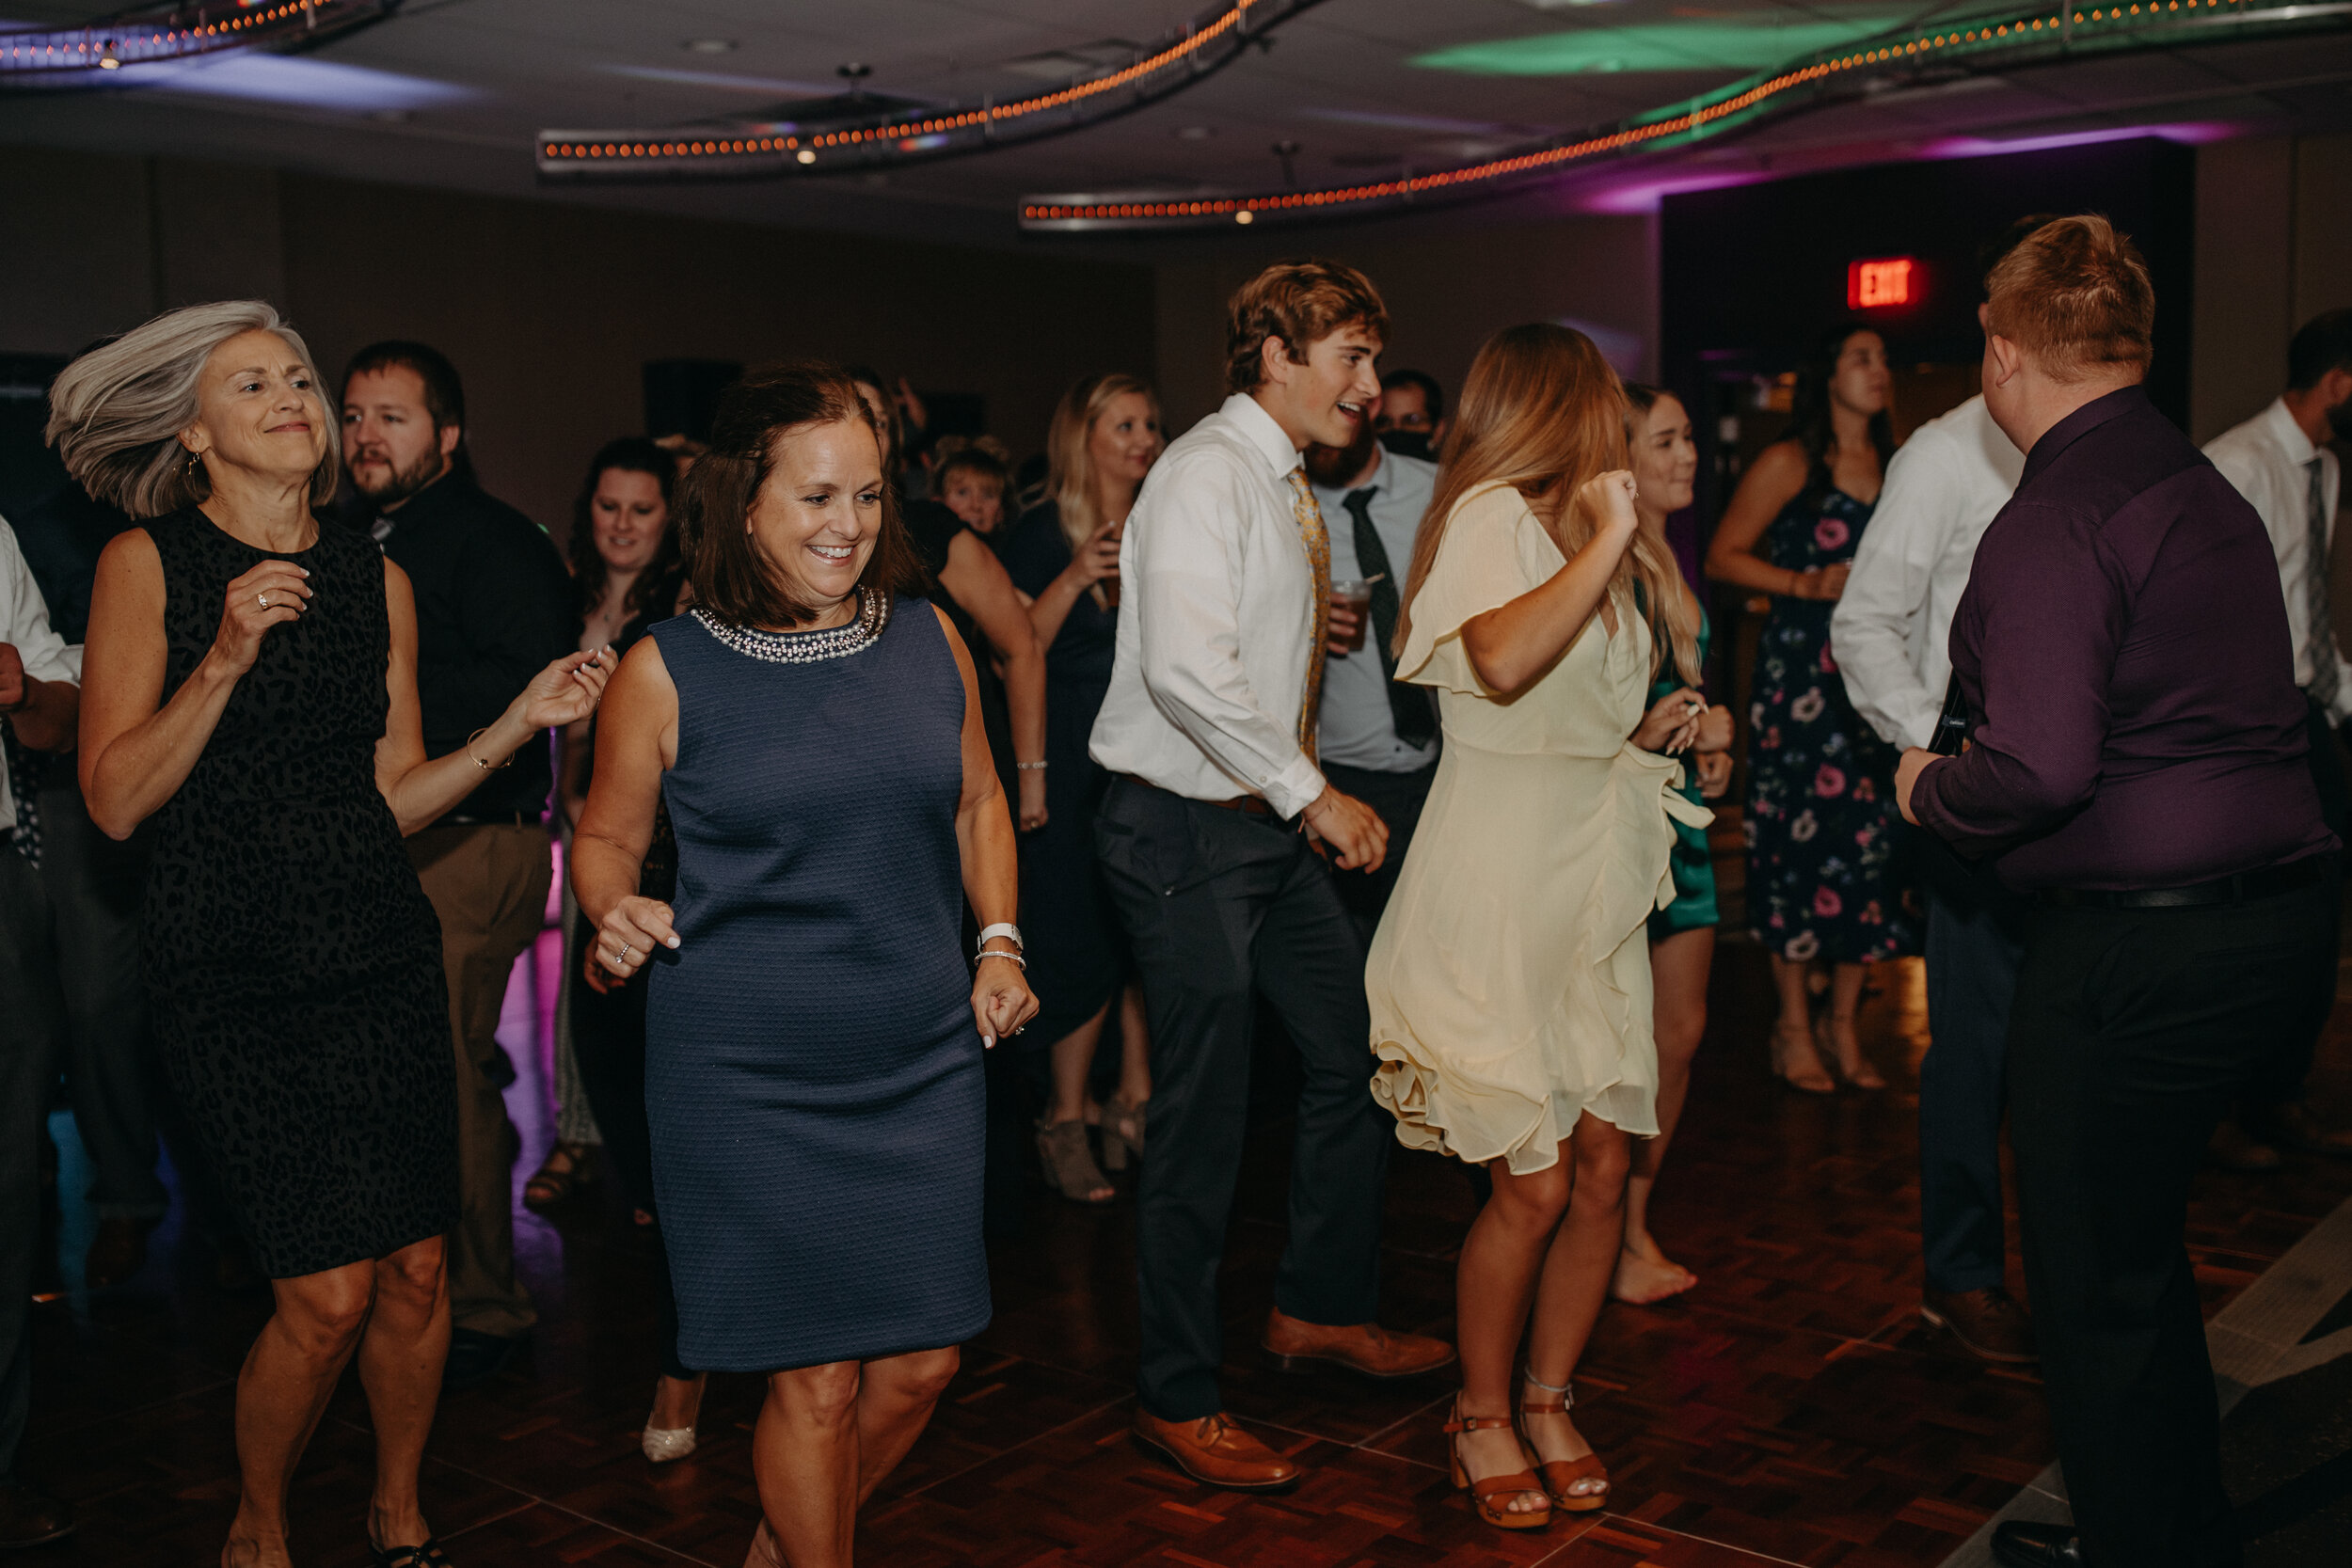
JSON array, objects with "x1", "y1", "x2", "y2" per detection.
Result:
[{"x1": 1647, "y1": 605, "x2": 1719, "y2": 940}]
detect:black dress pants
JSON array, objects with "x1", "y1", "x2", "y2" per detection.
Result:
[
  {"x1": 1320, "y1": 759, "x2": 1438, "y2": 948},
  {"x1": 568, "y1": 915, "x2": 691, "y2": 1381},
  {"x1": 2007, "y1": 869, "x2": 2336, "y2": 1566},
  {"x1": 1919, "y1": 888, "x2": 2025, "y2": 1294},
  {"x1": 1096, "y1": 777, "x2": 1390, "y2": 1421},
  {"x1": 0, "y1": 847, "x2": 64, "y2": 1482}
]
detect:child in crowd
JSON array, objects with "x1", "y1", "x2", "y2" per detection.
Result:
[{"x1": 933, "y1": 436, "x2": 1015, "y2": 537}]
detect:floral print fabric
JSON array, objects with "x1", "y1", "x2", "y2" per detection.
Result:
[{"x1": 1743, "y1": 484, "x2": 1917, "y2": 963}]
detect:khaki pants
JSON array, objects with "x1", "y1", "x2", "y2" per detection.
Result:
[{"x1": 407, "y1": 823, "x2": 551, "y2": 1338}]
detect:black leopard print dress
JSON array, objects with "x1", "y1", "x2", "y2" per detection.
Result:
[{"x1": 145, "y1": 510, "x2": 456, "y2": 1279}]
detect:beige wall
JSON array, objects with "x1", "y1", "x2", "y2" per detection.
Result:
[
  {"x1": 0, "y1": 145, "x2": 1155, "y2": 541},
  {"x1": 2191, "y1": 132, "x2": 2352, "y2": 444},
  {"x1": 1152, "y1": 214, "x2": 1659, "y2": 437}
]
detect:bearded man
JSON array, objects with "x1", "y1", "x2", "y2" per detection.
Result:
[{"x1": 342, "y1": 341, "x2": 573, "y2": 1390}]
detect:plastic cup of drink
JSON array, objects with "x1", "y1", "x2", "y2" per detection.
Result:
[{"x1": 1330, "y1": 579, "x2": 1374, "y2": 652}]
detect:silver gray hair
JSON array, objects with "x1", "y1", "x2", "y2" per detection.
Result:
[{"x1": 45, "y1": 300, "x2": 341, "y2": 520}]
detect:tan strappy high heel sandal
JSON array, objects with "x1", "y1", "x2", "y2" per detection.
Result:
[
  {"x1": 1444, "y1": 1398, "x2": 1552, "y2": 1531},
  {"x1": 1518, "y1": 1372, "x2": 1609, "y2": 1512}
]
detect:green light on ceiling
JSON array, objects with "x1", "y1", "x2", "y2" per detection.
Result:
[{"x1": 1414, "y1": 17, "x2": 1900, "y2": 75}]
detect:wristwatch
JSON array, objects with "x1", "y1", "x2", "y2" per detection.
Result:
[{"x1": 976, "y1": 922, "x2": 1023, "y2": 958}]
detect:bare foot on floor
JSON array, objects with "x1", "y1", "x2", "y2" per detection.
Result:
[{"x1": 1611, "y1": 1244, "x2": 1696, "y2": 1305}]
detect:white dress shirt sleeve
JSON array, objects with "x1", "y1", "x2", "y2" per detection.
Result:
[
  {"x1": 1833, "y1": 436, "x2": 1954, "y2": 750},
  {"x1": 1131, "y1": 453, "x2": 1327, "y2": 818},
  {"x1": 0, "y1": 520, "x2": 79, "y2": 688}
]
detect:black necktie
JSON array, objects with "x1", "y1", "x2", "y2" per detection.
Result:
[
  {"x1": 1342, "y1": 486, "x2": 1438, "y2": 749},
  {"x1": 3, "y1": 727, "x2": 40, "y2": 866}
]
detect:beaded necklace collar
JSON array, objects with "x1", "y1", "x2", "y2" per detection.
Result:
[{"x1": 691, "y1": 590, "x2": 890, "y2": 664}]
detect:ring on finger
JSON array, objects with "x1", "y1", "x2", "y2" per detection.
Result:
[
  {"x1": 617, "y1": 942, "x2": 634, "y2": 963},
  {"x1": 258, "y1": 592, "x2": 270, "y2": 610}
]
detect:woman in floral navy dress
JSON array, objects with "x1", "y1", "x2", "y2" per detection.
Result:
[{"x1": 1706, "y1": 324, "x2": 1915, "y2": 1092}]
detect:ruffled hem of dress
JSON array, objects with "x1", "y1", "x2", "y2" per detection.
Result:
[{"x1": 1370, "y1": 1036, "x2": 1659, "y2": 1174}]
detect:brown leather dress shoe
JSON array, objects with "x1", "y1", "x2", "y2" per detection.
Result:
[
  {"x1": 1261, "y1": 1307, "x2": 1456, "y2": 1378},
  {"x1": 83, "y1": 1215, "x2": 150, "y2": 1290},
  {"x1": 1920, "y1": 1286, "x2": 2037, "y2": 1364},
  {"x1": 1132, "y1": 1410, "x2": 1301, "y2": 1490}
]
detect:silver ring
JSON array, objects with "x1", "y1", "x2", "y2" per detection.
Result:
[
  {"x1": 618, "y1": 942, "x2": 633, "y2": 963},
  {"x1": 258, "y1": 592, "x2": 270, "y2": 610}
]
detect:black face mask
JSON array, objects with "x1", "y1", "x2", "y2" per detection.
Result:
[{"x1": 1378, "y1": 430, "x2": 1434, "y2": 462}]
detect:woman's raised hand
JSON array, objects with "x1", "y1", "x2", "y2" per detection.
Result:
[
  {"x1": 211, "y1": 560, "x2": 311, "y2": 674},
  {"x1": 1573, "y1": 468, "x2": 1641, "y2": 537},
  {"x1": 595, "y1": 895, "x2": 678, "y2": 978},
  {"x1": 1073, "y1": 519, "x2": 1123, "y2": 587},
  {"x1": 1633, "y1": 686, "x2": 1708, "y2": 753},
  {"x1": 515, "y1": 645, "x2": 619, "y2": 731},
  {"x1": 972, "y1": 955, "x2": 1038, "y2": 1050}
]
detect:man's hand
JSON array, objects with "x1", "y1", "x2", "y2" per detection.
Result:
[
  {"x1": 1895, "y1": 746, "x2": 1936, "y2": 826},
  {"x1": 1326, "y1": 600, "x2": 1364, "y2": 657},
  {"x1": 0, "y1": 643, "x2": 25, "y2": 714},
  {"x1": 1302, "y1": 784, "x2": 1388, "y2": 871},
  {"x1": 1694, "y1": 749, "x2": 1732, "y2": 800}
]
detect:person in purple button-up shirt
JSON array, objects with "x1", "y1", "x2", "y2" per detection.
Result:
[{"x1": 1896, "y1": 217, "x2": 2336, "y2": 1568}]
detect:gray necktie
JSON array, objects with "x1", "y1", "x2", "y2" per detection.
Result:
[{"x1": 2306, "y1": 457, "x2": 2338, "y2": 711}]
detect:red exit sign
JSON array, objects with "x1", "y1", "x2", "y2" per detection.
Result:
[{"x1": 1848, "y1": 257, "x2": 1917, "y2": 309}]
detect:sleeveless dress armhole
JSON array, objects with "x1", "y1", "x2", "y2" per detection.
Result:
[{"x1": 1396, "y1": 484, "x2": 1548, "y2": 696}]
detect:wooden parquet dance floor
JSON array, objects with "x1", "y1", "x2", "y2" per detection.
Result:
[{"x1": 26, "y1": 936, "x2": 2352, "y2": 1567}]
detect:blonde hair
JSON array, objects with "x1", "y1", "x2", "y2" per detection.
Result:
[
  {"x1": 46, "y1": 300, "x2": 340, "y2": 519},
  {"x1": 1983, "y1": 214, "x2": 2154, "y2": 382},
  {"x1": 1047, "y1": 372, "x2": 1160, "y2": 604},
  {"x1": 1619, "y1": 383, "x2": 1702, "y2": 687},
  {"x1": 1396, "y1": 324, "x2": 1686, "y2": 683}
]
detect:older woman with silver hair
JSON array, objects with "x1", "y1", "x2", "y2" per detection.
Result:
[{"x1": 54, "y1": 300, "x2": 614, "y2": 1568}]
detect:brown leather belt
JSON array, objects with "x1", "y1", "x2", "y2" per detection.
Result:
[{"x1": 1114, "y1": 774, "x2": 1274, "y2": 817}]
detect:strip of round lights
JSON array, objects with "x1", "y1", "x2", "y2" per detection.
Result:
[
  {"x1": 1021, "y1": 0, "x2": 2342, "y2": 230},
  {"x1": 535, "y1": 0, "x2": 1322, "y2": 179},
  {"x1": 0, "y1": 0, "x2": 402, "y2": 84}
]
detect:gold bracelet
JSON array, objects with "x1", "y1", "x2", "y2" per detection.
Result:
[{"x1": 464, "y1": 726, "x2": 516, "y2": 771}]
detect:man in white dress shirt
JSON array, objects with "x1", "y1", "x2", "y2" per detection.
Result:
[
  {"x1": 1834, "y1": 218, "x2": 2042, "y2": 1368},
  {"x1": 1307, "y1": 394, "x2": 1441, "y2": 942},
  {"x1": 1092, "y1": 260, "x2": 1454, "y2": 1490},
  {"x1": 0, "y1": 519, "x2": 84, "y2": 1548},
  {"x1": 2203, "y1": 307, "x2": 2352, "y2": 1164}
]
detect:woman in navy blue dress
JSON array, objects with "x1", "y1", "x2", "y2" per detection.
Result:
[
  {"x1": 1705, "y1": 324, "x2": 1915, "y2": 1093},
  {"x1": 573, "y1": 363, "x2": 1033, "y2": 1568}
]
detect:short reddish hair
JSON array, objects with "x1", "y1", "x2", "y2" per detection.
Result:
[
  {"x1": 1224, "y1": 259, "x2": 1390, "y2": 395},
  {"x1": 1983, "y1": 214, "x2": 2155, "y2": 382}
]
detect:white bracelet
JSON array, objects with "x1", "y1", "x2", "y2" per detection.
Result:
[
  {"x1": 1016, "y1": 760, "x2": 1049, "y2": 771},
  {"x1": 977, "y1": 947, "x2": 1026, "y2": 967}
]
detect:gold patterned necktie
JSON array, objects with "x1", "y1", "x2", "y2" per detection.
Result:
[{"x1": 1284, "y1": 468, "x2": 1331, "y2": 763}]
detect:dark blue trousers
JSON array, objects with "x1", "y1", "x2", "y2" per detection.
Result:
[{"x1": 1920, "y1": 887, "x2": 2024, "y2": 1294}]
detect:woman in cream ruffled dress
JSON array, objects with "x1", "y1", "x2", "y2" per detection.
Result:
[{"x1": 1367, "y1": 324, "x2": 1710, "y2": 1532}]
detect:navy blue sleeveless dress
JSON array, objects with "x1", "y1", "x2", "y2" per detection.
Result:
[{"x1": 644, "y1": 595, "x2": 989, "y2": 1371}]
